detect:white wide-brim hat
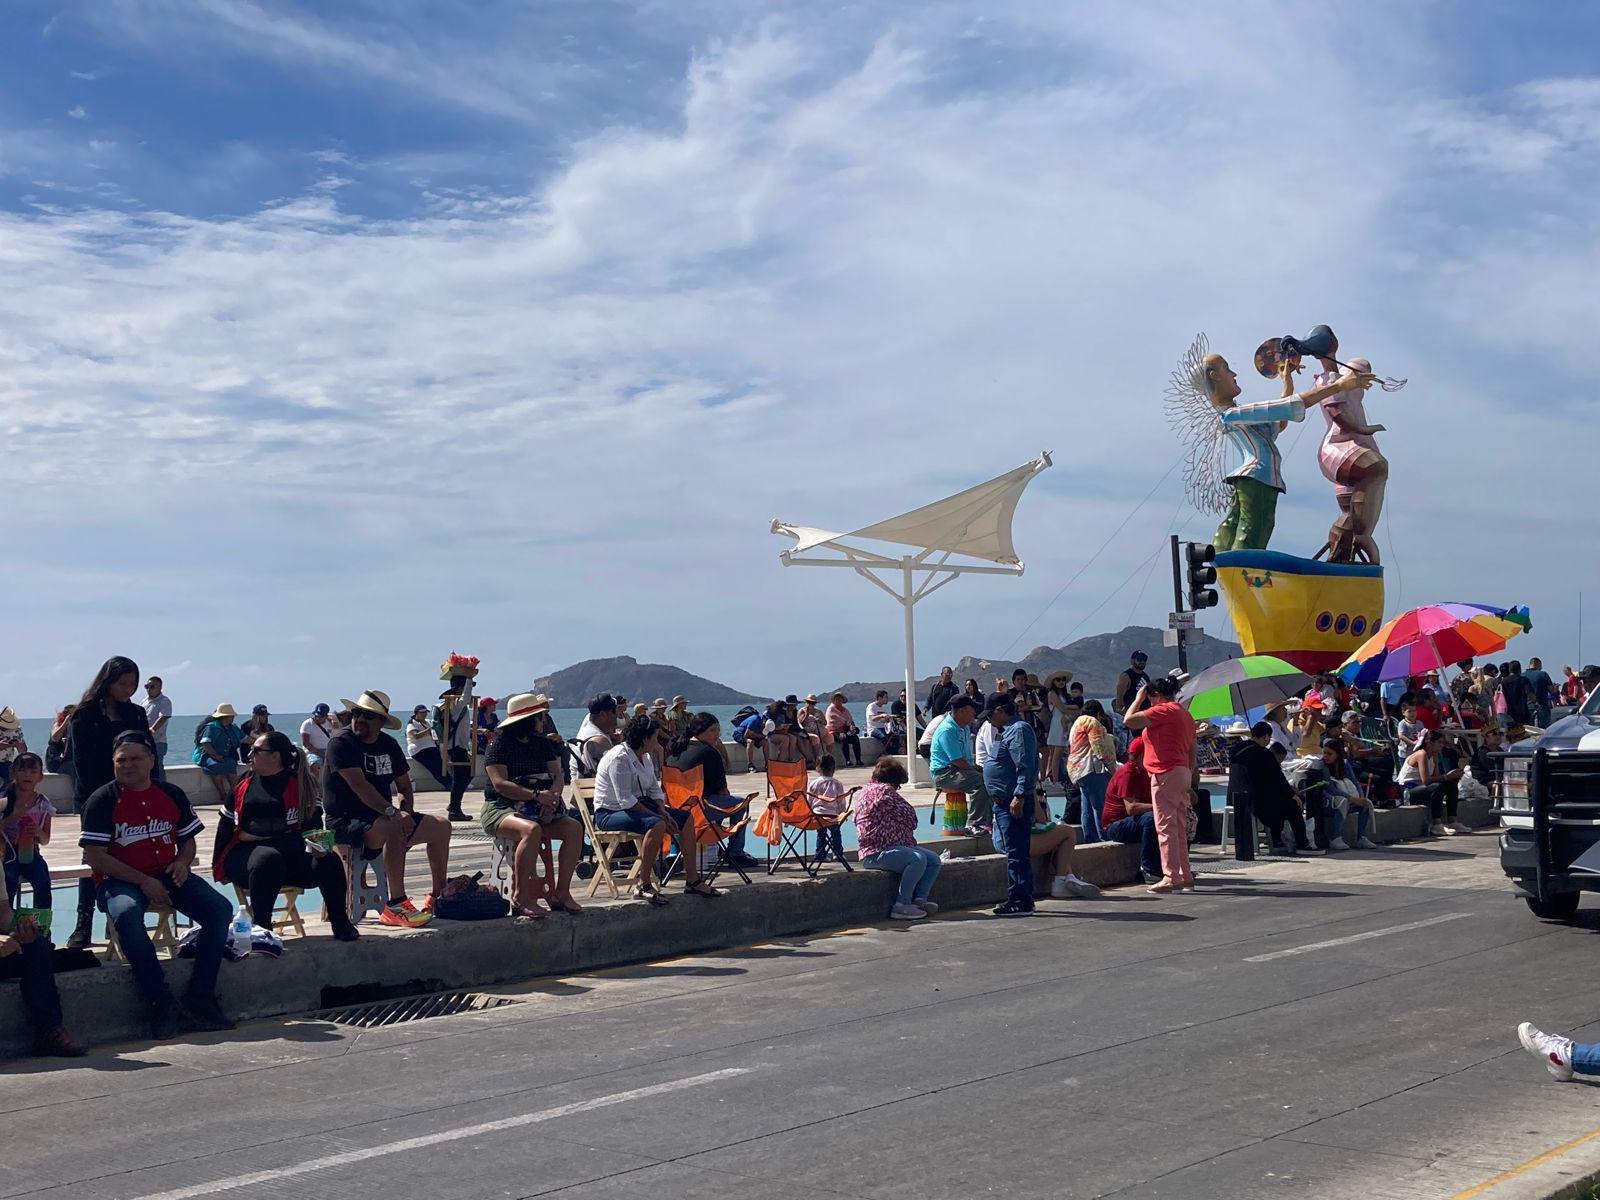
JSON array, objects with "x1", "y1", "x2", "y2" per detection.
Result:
[
  {"x1": 210, "y1": 703, "x2": 237, "y2": 720},
  {"x1": 498, "y1": 693, "x2": 553, "y2": 730},
  {"x1": 340, "y1": 690, "x2": 402, "y2": 729}
]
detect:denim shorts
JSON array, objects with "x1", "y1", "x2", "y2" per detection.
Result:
[{"x1": 593, "y1": 805, "x2": 690, "y2": 835}]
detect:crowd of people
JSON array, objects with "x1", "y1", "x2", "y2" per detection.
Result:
[{"x1": 2, "y1": 649, "x2": 1592, "y2": 1058}]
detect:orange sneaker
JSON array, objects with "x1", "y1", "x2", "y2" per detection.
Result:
[
  {"x1": 378, "y1": 906, "x2": 414, "y2": 928},
  {"x1": 393, "y1": 898, "x2": 433, "y2": 925}
]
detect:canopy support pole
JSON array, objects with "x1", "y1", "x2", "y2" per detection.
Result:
[{"x1": 902, "y1": 556, "x2": 919, "y2": 787}]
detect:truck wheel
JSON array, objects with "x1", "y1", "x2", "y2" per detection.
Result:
[{"x1": 1526, "y1": 893, "x2": 1581, "y2": 921}]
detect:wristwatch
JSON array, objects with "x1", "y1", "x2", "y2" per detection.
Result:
[{"x1": 384, "y1": 804, "x2": 398, "y2": 818}]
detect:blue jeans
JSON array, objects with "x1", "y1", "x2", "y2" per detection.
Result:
[
  {"x1": 1074, "y1": 771, "x2": 1107, "y2": 844},
  {"x1": 4, "y1": 850, "x2": 52, "y2": 908},
  {"x1": 1573, "y1": 1041, "x2": 1600, "y2": 1077},
  {"x1": 99, "y1": 874, "x2": 232, "y2": 1010},
  {"x1": 990, "y1": 795, "x2": 1033, "y2": 906},
  {"x1": 1104, "y1": 811, "x2": 1161, "y2": 877},
  {"x1": 1346, "y1": 803, "x2": 1371, "y2": 842},
  {"x1": 0, "y1": 936, "x2": 63, "y2": 1035},
  {"x1": 860, "y1": 845, "x2": 941, "y2": 905},
  {"x1": 703, "y1": 794, "x2": 750, "y2": 857}
]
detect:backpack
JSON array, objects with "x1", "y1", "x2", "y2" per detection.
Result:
[
  {"x1": 433, "y1": 872, "x2": 509, "y2": 921},
  {"x1": 431, "y1": 702, "x2": 448, "y2": 746},
  {"x1": 193, "y1": 719, "x2": 211, "y2": 748}
]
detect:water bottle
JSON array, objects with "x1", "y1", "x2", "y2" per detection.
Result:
[{"x1": 230, "y1": 907, "x2": 253, "y2": 959}]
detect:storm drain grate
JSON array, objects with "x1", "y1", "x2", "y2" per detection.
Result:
[{"x1": 314, "y1": 991, "x2": 521, "y2": 1029}]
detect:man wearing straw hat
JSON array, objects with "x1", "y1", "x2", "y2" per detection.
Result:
[{"x1": 324, "y1": 690, "x2": 453, "y2": 927}]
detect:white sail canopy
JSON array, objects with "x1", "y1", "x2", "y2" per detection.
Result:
[{"x1": 773, "y1": 453, "x2": 1051, "y2": 564}]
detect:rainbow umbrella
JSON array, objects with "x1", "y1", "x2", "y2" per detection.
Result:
[
  {"x1": 1336, "y1": 602, "x2": 1532, "y2": 687},
  {"x1": 1180, "y1": 655, "x2": 1314, "y2": 721}
]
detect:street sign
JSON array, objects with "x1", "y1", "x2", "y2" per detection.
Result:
[{"x1": 1168, "y1": 611, "x2": 1196, "y2": 630}]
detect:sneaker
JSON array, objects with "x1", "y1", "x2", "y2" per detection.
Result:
[
  {"x1": 991, "y1": 901, "x2": 1034, "y2": 918},
  {"x1": 726, "y1": 852, "x2": 762, "y2": 869},
  {"x1": 331, "y1": 922, "x2": 361, "y2": 942},
  {"x1": 1142, "y1": 869, "x2": 1164, "y2": 884},
  {"x1": 396, "y1": 897, "x2": 434, "y2": 924},
  {"x1": 66, "y1": 914, "x2": 93, "y2": 952},
  {"x1": 1429, "y1": 822, "x2": 1452, "y2": 837},
  {"x1": 1518, "y1": 1022, "x2": 1575, "y2": 1082},
  {"x1": 34, "y1": 1027, "x2": 87, "y2": 1058},
  {"x1": 149, "y1": 999, "x2": 181, "y2": 1041},
  {"x1": 180, "y1": 994, "x2": 237, "y2": 1033},
  {"x1": 889, "y1": 903, "x2": 927, "y2": 920},
  {"x1": 1357, "y1": 836, "x2": 1380, "y2": 849},
  {"x1": 914, "y1": 899, "x2": 940, "y2": 914},
  {"x1": 1450, "y1": 821, "x2": 1473, "y2": 834},
  {"x1": 1051, "y1": 876, "x2": 1102, "y2": 899},
  {"x1": 379, "y1": 905, "x2": 425, "y2": 928},
  {"x1": 1329, "y1": 838, "x2": 1351, "y2": 851}
]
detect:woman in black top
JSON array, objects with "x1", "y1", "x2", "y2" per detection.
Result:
[
  {"x1": 212, "y1": 729, "x2": 357, "y2": 941},
  {"x1": 65, "y1": 656, "x2": 152, "y2": 949},
  {"x1": 671, "y1": 713, "x2": 760, "y2": 868}
]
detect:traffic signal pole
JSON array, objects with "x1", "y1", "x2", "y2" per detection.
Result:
[{"x1": 1170, "y1": 533, "x2": 1188, "y2": 673}]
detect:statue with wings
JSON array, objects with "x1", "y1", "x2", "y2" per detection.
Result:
[{"x1": 1165, "y1": 333, "x2": 1372, "y2": 553}]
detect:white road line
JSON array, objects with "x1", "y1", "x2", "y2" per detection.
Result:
[
  {"x1": 1244, "y1": 911, "x2": 1471, "y2": 963},
  {"x1": 132, "y1": 1067, "x2": 751, "y2": 1200}
]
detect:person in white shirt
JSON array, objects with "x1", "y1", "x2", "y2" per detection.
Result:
[
  {"x1": 143, "y1": 677, "x2": 173, "y2": 762},
  {"x1": 592, "y1": 715, "x2": 723, "y2": 904},
  {"x1": 576, "y1": 693, "x2": 621, "y2": 775},
  {"x1": 297, "y1": 702, "x2": 337, "y2": 804},
  {"x1": 405, "y1": 704, "x2": 447, "y2": 786},
  {"x1": 865, "y1": 689, "x2": 903, "y2": 754}
]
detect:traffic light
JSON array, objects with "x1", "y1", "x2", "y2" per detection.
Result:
[{"x1": 1185, "y1": 541, "x2": 1218, "y2": 610}]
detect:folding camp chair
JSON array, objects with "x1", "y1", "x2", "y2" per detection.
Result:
[
  {"x1": 660, "y1": 764, "x2": 754, "y2": 886},
  {"x1": 752, "y1": 788, "x2": 859, "y2": 878},
  {"x1": 570, "y1": 778, "x2": 650, "y2": 899}
]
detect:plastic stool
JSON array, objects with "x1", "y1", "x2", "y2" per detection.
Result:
[{"x1": 340, "y1": 847, "x2": 389, "y2": 923}]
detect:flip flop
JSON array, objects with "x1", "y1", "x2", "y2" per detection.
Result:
[
  {"x1": 633, "y1": 886, "x2": 669, "y2": 907},
  {"x1": 550, "y1": 895, "x2": 584, "y2": 914},
  {"x1": 684, "y1": 880, "x2": 724, "y2": 898}
]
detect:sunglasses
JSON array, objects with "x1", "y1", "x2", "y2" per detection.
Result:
[{"x1": 249, "y1": 745, "x2": 279, "y2": 756}]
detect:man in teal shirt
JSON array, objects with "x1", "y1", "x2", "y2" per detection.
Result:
[{"x1": 930, "y1": 695, "x2": 987, "y2": 834}]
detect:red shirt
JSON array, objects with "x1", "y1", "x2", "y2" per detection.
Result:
[
  {"x1": 79, "y1": 780, "x2": 203, "y2": 879},
  {"x1": 1416, "y1": 703, "x2": 1442, "y2": 731},
  {"x1": 1138, "y1": 702, "x2": 1196, "y2": 774},
  {"x1": 1102, "y1": 755, "x2": 1151, "y2": 827}
]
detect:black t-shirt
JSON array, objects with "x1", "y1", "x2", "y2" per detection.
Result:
[
  {"x1": 483, "y1": 727, "x2": 563, "y2": 802},
  {"x1": 928, "y1": 681, "x2": 959, "y2": 717},
  {"x1": 674, "y1": 739, "x2": 729, "y2": 798},
  {"x1": 323, "y1": 729, "x2": 408, "y2": 821}
]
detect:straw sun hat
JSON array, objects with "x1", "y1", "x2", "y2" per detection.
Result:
[
  {"x1": 210, "y1": 703, "x2": 237, "y2": 720},
  {"x1": 340, "y1": 690, "x2": 402, "y2": 729},
  {"x1": 498, "y1": 693, "x2": 553, "y2": 731}
]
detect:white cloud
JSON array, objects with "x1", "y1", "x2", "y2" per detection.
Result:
[
  {"x1": 0, "y1": 4, "x2": 1596, "y2": 713},
  {"x1": 67, "y1": 105, "x2": 87, "y2": 119}
]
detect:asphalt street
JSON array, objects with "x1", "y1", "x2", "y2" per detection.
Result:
[{"x1": 6, "y1": 836, "x2": 1600, "y2": 1200}]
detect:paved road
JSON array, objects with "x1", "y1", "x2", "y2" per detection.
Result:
[{"x1": 7, "y1": 836, "x2": 1600, "y2": 1200}]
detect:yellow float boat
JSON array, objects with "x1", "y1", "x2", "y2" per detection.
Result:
[{"x1": 1215, "y1": 550, "x2": 1384, "y2": 675}]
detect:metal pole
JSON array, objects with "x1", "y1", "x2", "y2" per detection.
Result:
[
  {"x1": 902, "y1": 557, "x2": 920, "y2": 788},
  {"x1": 1169, "y1": 534, "x2": 1188, "y2": 674}
]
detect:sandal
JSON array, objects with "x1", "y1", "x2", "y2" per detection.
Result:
[
  {"x1": 684, "y1": 879, "x2": 724, "y2": 898},
  {"x1": 511, "y1": 902, "x2": 546, "y2": 920},
  {"x1": 632, "y1": 885, "x2": 669, "y2": 907},
  {"x1": 550, "y1": 894, "x2": 584, "y2": 914}
]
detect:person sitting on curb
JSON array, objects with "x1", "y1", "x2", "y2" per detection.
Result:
[
  {"x1": 670, "y1": 713, "x2": 761, "y2": 871},
  {"x1": 732, "y1": 705, "x2": 768, "y2": 773},
  {"x1": 825, "y1": 693, "x2": 863, "y2": 767},
  {"x1": 80, "y1": 731, "x2": 234, "y2": 1037},
  {"x1": 1025, "y1": 789, "x2": 1101, "y2": 901},
  {"x1": 1518, "y1": 1021, "x2": 1600, "y2": 1083},
  {"x1": 1102, "y1": 735, "x2": 1162, "y2": 883},
  {"x1": 931, "y1": 695, "x2": 990, "y2": 838},
  {"x1": 865, "y1": 689, "x2": 902, "y2": 754},
  {"x1": 324, "y1": 690, "x2": 453, "y2": 927},
  {"x1": 0, "y1": 885, "x2": 84, "y2": 1057},
  {"x1": 1313, "y1": 736, "x2": 1377, "y2": 850},
  {"x1": 981, "y1": 697, "x2": 1039, "y2": 918},
  {"x1": 479, "y1": 693, "x2": 586, "y2": 917},
  {"x1": 593, "y1": 715, "x2": 723, "y2": 905},
  {"x1": 855, "y1": 756, "x2": 941, "y2": 920},
  {"x1": 213, "y1": 729, "x2": 359, "y2": 941},
  {"x1": 1234, "y1": 723, "x2": 1321, "y2": 856},
  {"x1": 1398, "y1": 729, "x2": 1469, "y2": 837},
  {"x1": 193, "y1": 703, "x2": 244, "y2": 804},
  {"x1": 406, "y1": 703, "x2": 448, "y2": 788}
]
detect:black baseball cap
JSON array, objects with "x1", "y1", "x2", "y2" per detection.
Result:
[{"x1": 1131, "y1": 650, "x2": 1148, "y2": 662}]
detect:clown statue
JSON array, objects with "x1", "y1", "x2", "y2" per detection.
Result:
[{"x1": 1166, "y1": 333, "x2": 1372, "y2": 552}]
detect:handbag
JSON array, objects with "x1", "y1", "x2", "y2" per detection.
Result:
[{"x1": 433, "y1": 872, "x2": 510, "y2": 920}]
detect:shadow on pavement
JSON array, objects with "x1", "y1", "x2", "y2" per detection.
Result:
[
  {"x1": 1195, "y1": 887, "x2": 1356, "y2": 899},
  {"x1": 602, "y1": 964, "x2": 748, "y2": 980}
]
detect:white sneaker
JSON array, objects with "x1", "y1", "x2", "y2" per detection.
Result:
[
  {"x1": 1357, "y1": 836, "x2": 1380, "y2": 849},
  {"x1": 889, "y1": 903, "x2": 927, "y2": 921},
  {"x1": 1329, "y1": 838, "x2": 1351, "y2": 851},
  {"x1": 914, "y1": 899, "x2": 940, "y2": 915},
  {"x1": 1429, "y1": 822, "x2": 1451, "y2": 837},
  {"x1": 1051, "y1": 875, "x2": 1102, "y2": 899},
  {"x1": 1518, "y1": 1022, "x2": 1575, "y2": 1082},
  {"x1": 1450, "y1": 821, "x2": 1473, "y2": 834}
]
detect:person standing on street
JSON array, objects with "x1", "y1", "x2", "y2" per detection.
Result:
[
  {"x1": 1523, "y1": 658, "x2": 1556, "y2": 728},
  {"x1": 436, "y1": 678, "x2": 476, "y2": 822},
  {"x1": 982, "y1": 697, "x2": 1038, "y2": 918},
  {"x1": 928, "y1": 666, "x2": 959, "y2": 718},
  {"x1": 143, "y1": 676, "x2": 172, "y2": 766},
  {"x1": 1122, "y1": 676, "x2": 1198, "y2": 894}
]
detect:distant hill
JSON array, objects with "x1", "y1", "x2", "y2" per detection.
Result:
[
  {"x1": 826, "y1": 625, "x2": 1242, "y2": 703},
  {"x1": 533, "y1": 656, "x2": 766, "y2": 708}
]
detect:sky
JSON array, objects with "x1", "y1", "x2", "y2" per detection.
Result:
[{"x1": 2, "y1": 0, "x2": 1597, "y2": 716}]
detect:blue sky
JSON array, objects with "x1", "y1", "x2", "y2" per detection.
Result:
[{"x1": 2, "y1": 1, "x2": 1597, "y2": 715}]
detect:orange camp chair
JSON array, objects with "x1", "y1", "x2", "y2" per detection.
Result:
[
  {"x1": 753, "y1": 784, "x2": 860, "y2": 878},
  {"x1": 661, "y1": 764, "x2": 755, "y2": 886}
]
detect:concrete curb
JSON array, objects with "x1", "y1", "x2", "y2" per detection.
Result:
[{"x1": 0, "y1": 839, "x2": 1140, "y2": 1058}]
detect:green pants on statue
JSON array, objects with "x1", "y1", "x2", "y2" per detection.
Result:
[{"x1": 1214, "y1": 477, "x2": 1279, "y2": 552}]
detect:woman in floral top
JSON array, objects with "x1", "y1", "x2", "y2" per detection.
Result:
[{"x1": 855, "y1": 758, "x2": 942, "y2": 921}]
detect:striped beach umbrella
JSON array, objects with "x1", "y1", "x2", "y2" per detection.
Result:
[
  {"x1": 1179, "y1": 655, "x2": 1314, "y2": 721},
  {"x1": 1336, "y1": 602, "x2": 1532, "y2": 687}
]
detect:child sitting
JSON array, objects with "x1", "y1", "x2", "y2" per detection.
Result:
[
  {"x1": 808, "y1": 754, "x2": 848, "y2": 867},
  {"x1": 1, "y1": 754, "x2": 53, "y2": 909}
]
